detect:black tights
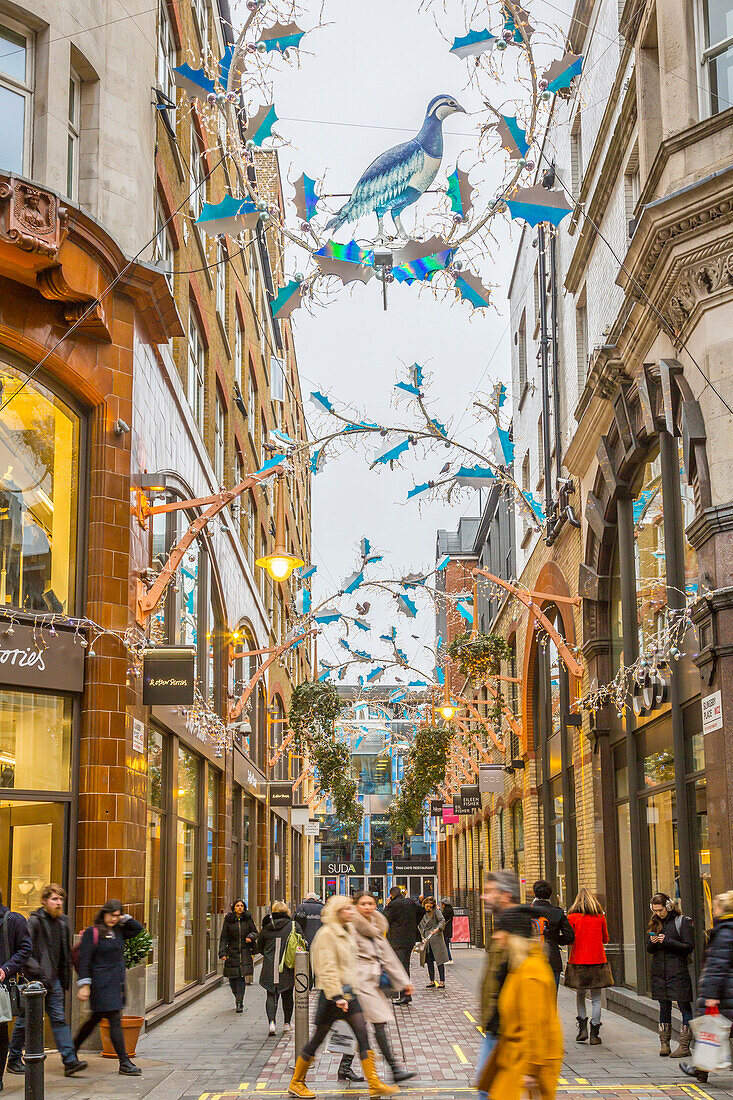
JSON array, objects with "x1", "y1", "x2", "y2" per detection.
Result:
[
  {"x1": 266, "y1": 988, "x2": 293, "y2": 1025},
  {"x1": 303, "y1": 996, "x2": 369, "y2": 1060},
  {"x1": 230, "y1": 977, "x2": 247, "y2": 1003},
  {"x1": 0, "y1": 1021, "x2": 8, "y2": 1079},
  {"x1": 74, "y1": 1010, "x2": 128, "y2": 1066},
  {"x1": 659, "y1": 999, "x2": 693, "y2": 1026},
  {"x1": 340, "y1": 1022, "x2": 395, "y2": 1070}
]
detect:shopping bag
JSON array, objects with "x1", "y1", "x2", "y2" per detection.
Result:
[
  {"x1": 0, "y1": 983, "x2": 12, "y2": 1024},
  {"x1": 327, "y1": 1019, "x2": 356, "y2": 1056},
  {"x1": 691, "y1": 1008, "x2": 732, "y2": 1072}
]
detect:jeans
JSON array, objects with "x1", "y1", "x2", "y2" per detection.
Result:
[
  {"x1": 8, "y1": 979, "x2": 76, "y2": 1065},
  {"x1": 74, "y1": 1009, "x2": 128, "y2": 1066},
  {"x1": 444, "y1": 934, "x2": 452, "y2": 961},
  {"x1": 426, "y1": 942, "x2": 445, "y2": 983},
  {"x1": 576, "y1": 988, "x2": 602, "y2": 1025},
  {"x1": 266, "y1": 988, "x2": 293, "y2": 1025},
  {"x1": 476, "y1": 1031, "x2": 497, "y2": 1100},
  {"x1": 659, "y1": 999, "x2": 693, "y2": 1026},
  {"x1": 229, "y1": 977, "x2": 246, "y2": 1004}
]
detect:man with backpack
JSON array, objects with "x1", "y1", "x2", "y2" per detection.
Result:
[
  {"x1": 6, "y1": 884, "x2": 87, "y2": 1077},
  {"x1": 531, "y1": 879, "x2": 575, "y2": 990}
]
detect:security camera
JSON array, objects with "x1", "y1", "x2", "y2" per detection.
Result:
[{"x1": 113, "y1": 419, "x2": 130, "y2": 436}]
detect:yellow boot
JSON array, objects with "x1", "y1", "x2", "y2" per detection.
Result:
[
  {"x1": 361, "y1": 1051, "x2": 399, "y2": 1097},
  {"x1": 288, "y1": 1055, "x2": 315, "y2": 1098}
]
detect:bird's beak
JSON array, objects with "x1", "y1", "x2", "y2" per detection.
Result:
[{"x1": 453, "y1": 103, "x2": 467, "y2": 114}]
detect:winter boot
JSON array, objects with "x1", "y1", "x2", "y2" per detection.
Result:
[
  {"x1": 659, "y1": 1024, "x2": 672, "y2": 1056},
  {"x1": 681, "y1": 1060, "x2": 708, "y2": 1083},
  {"x1": 288, "y1": 1056, "x2": 315, "y2": 1099},
  {"x1": 576, "y1": 1017, "x2": 588, "y2": 1042},
  {"x1": 589, "y1": 1022, "x2": 602, "y2": 1046},
  {"x1": 671, "y1": 1025, "x2": 692, "y2": 1059},
  {"x1": 236, "y1": 998, "x2": 244, "y2": 1013},
  {"x1": 338, "y1": 1054, "x2": 365, "y2": 1082},
  {"x1": 360, "y1": 1051, "x2": 399, "y2": 1096},
  {"x1": 375, "y1": 1023, "x2": 415, "y2": 1083}
]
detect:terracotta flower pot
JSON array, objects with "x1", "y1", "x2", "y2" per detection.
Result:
[{"x1": 100, "y1": 1014, "x2": 144, "y2": 1058}]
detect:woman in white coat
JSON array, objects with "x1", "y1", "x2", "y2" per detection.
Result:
[{"x1": 338, "y1": 891, "x2": 416, "y2": 1084}]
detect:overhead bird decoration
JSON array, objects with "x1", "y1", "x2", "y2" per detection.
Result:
[
  {"x1": 292, "y1": 173, "x2": 320, "y2": 223},
  {"x1": 446, "y1": 167, "x2": 474, "y2": 220},
  {"x1": 325, "y1": 94, "x2": 466, "y2": 240},
  {"x1": 541, "y1": 52, "x2": 583, "y2": 93},
  {"x1": 271, "y1": 279, "x2": 303, "y2": 320},
  {"x1": 356, "y1": 601, "x2": 371, "y2": 616},
  {"x1": 505, "y1": 185, "x2": 574, "y2": 227},
  {"x1": 454, "y1": 270, "x2": 492, "y2": 309},
  {"x1": 449, "y1": 29, "x2": 497, "y2": 58},
  {"x1": 392, "y1": 248, "x2": 456, "y2": 283},
  {"x1": 256, "y1": 21, "x2": 306, "y2": 54}
]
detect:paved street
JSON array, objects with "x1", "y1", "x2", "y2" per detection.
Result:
[{"x1": 3, "y1": 951, "x2": 733, "y2": 1100}]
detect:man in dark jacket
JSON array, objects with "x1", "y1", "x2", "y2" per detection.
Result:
[
  {"x1": 0, "y1": 891, "x2": 32, "y2": 1089},
  {"x1": 7, "y1": 884, "x2": 87, "y2": 1077},
  {"x1": 385, "y1": 887, "x2": 420, "y2": 1004},
  {"x1": 531, "y1": 879, "x2": 575, "y2": 990},
  {"x1": 294, "y1": 893, "x2": 323, "y2": 988},
  {"x1": 441, "y1": 898, "x2": 455, "y2": 961}
]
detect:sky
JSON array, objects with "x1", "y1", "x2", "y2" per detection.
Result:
[{"x1": 258, "y1": 0, "x2": 572, "y2": 679}]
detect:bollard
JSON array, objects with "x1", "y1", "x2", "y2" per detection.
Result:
[
  {"x1": 294, "y1": 949, "x2": 310, "y2": 1060},
  {"x1": 23, "y1": 981, "x2": 46, "y2": 1100}
]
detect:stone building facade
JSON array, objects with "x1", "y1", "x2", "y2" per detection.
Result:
[{"x1": 0, "y1": 0, "x2": 312, "y2": 1026}]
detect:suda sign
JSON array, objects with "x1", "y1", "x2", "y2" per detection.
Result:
[{"x1": 142, "y1": 647, "x2": 195, "y2": 705}]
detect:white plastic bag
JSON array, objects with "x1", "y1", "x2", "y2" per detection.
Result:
[
  {"x1": 691, "y1": 1010, "x2": 732, "y2": 1072},
  {"x1": 327, "y1": 1019, "x2": 356, "y2": 1056}
]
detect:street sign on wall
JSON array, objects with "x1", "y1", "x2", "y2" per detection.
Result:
[
  {"x1": 142, "y1": 647, "x2": 195, "y2": 705},
  {"x1": 703, "y1": 690, "x2": 723, "y2": 735},
  {"x1": 479, "y1": 764, "x2": 504, "y2": 793},
  {"x1": 458, "y1": 784, "x2": 481, "y2": 813}
]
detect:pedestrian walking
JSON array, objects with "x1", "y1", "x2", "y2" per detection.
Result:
[
  {"x1": 219, "y1": 899, "x2": 258, "y2": 1014},
  {"x1": 295, "y1": 893, "x2": 324, "y2": 950},
  {"x1": 441, "y1": 898, "x2": 455, "y2": 962},
  {"x1": 646, "y1": 892, "x2": 695, "y2": 1057},
  {"x1": 337, "y1": 891, "x2": 414, "y2": 1085},
  {"x1": 288, "y1": 895, "x2": 397, "y2": 1099},
  {"x1": 384, "y1": 886, "x2": 420, "y2": 1005},
  {"x1": 0, "y1": 889, "x2": 32, "y2": 1093},
  {"x1": 476, "y1": 869, "x2": 522, "y2": 1100},
  {"x1": 565, "y1": 887, "x2": 613, "y2": 1046},
  {"x1": 682, "y1": 890, "x2": 733, "y2": 1082},
  {"x1": 73, "y1": 899, "x2": 144, "y2": 1076},
  {"x1": 477, "y1": 905, "x2": 562, "y2": 1100},
  {"x1": 531, "y1": 880, "x2": 575, "y2": 990},
  {"x1": 258, "y1": 902, "x2": 295, "y2": 1036},
  {"x1": 418, "y1": 896, "x2": 449, "y2": 988},
  {"x1": 6, "y1": 884, "x2": 87, "y2": 1077}
]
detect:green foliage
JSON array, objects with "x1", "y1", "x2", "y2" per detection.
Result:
[
  {"x1": 288, "y1": 681, "x2": 362, "y2": 840},
  {"x1": 389, "y1": 724, "x2": 451, "y2": 838},
  {"x1": 124, "y1": 929, "x2": 154, "y2": 970},
  {"x1": 448, "y1": 631, "x2": 511, "y2": 685}
]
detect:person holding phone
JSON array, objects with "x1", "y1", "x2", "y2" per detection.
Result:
[{"x1": 647, "y1": 892, "x2": 695, "y2": 1058}]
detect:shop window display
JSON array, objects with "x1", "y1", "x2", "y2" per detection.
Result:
[
  {"x1": 0, "y1": 689, "x2": 71, "y2": 790},
  {"x1": 175, "y1": 745, "x2": 199, "y2": 991},
  {"x1": 0, "y1": 800, "x2": 65, "y2": 915}
]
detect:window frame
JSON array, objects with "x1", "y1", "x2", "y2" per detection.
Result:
[
  {"x1": 214, "y1": 387, "x2": 226, "y2": 484},
  {"x1": 699, "y1": 0, "x2": 733, "y2": 115},
  {"x1": 66, "y1": 68, "x2": 81, "y2": 201},
  {"x1": 190, "y1": 128, "x2": 206, "y2": 219},
  {"x1": 0, "y1": 17, "x2": 33, "y2": 177},
  {"x1": 157, "y1": 0, "x2": 177, "y2": 105},
  {"x1": 187, "y1": 311, "x2": 205, "y2": 432},
  {"x1": 216, "y1": 238, "x2": 227, "y2": 318},
  {"x1": 191, "y1": 0, "x2": 209, "y2": 54},
  {"x1": 153, "y1": 195, "x2": 175, "y2": 291}
]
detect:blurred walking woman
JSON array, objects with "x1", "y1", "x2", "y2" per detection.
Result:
[
  {"x1": 258, "y1": 902, "x2": 294, "y2": 1036},
  {"x1": 288, "y1": 895, "x2": 397, "y2": 1099},
  {"x1": 419, "y1": 897, "x2": 449, "y2": 988},
  {"x1": 74, "y1": 900, "x2": 144, "y2": 1076},
  {"x1": 565, "y1": 888, "x2": 613, "y2": 1046},
  {"x1": 219, "y1": 900, "x2": 258, "y2": 1013}
]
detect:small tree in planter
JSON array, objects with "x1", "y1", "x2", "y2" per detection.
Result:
[{"x1": 100, "y1": 929, "x2": 153, "y2": 1059}]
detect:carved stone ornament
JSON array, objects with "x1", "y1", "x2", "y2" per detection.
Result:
[
  {"x1": 0, "y1": 178, "x2": 68, "y2": 258},
  {"x1": 661, "y1": 244, "x2": 733, "y2": 342}
]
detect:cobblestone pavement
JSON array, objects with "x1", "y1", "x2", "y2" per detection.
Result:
[{"x1": 3, "y1": 950, "x2": 733, "y2": 1100}]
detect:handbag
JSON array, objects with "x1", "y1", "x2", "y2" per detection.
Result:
[
  {"x1": 691, "y1": 1008, "x2": 733, "y2": 1073},
  {"x1": 1, "y1": 912, "x2": 24, "y2": 1017},
  {"x1": 280, "y1": 921, "x2": 307, "y2": 972}
]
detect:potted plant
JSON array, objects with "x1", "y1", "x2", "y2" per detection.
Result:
[{"x1": 100, "y1": 929, "x2": 152, "y2": 1058}]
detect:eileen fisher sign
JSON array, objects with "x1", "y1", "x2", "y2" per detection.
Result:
[{"x1": 142, "y1": 647, "x2": 195, "y2": 705}]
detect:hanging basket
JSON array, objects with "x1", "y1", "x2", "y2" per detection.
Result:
[{"x1": 448, "y1": 631, "x2": 511, "y2": 684}]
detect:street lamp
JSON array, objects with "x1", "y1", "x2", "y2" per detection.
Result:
[
  {"x1": 256, "y1": 472, "x2": 304, "y2": 582},
  {"x1": 438, "y1": 687, "x2": 456, "y2": 721}
]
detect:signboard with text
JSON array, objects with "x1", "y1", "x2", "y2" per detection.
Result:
[
  {"x1": 459, "y1": 784, "x2": 481, "y2": 814},
  {"x1": 479, "y1": 764, "x2": 504, "y2": 794},
  {"x1": 269, "y1": 782, "x2": 294, "y2": 809},
  {"x1": 142, "y1": 647, "x2": 195, "y2": 705},
  {"x1": 430, "y1": 799, "x2": 445, "y2": 817},
  {"x1": 0, "y1": 620, "x2": 85, "y2": 693},
  {"x1": 703, "y1": 690, "x2": 723, "y2": 735},
  {"x1": 320, "y1": 860, "x2": 365, "y2": 875},
  {"x1": 392, "y1": 859, "x2": 437, "y2": 875}
]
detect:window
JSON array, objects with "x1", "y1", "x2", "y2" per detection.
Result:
[
  {"x1": 0, "y1": 22, "x2": 32, "y2": 175},
  {"x1": 214, "y1": 388, "x2": 225, "y2": 483},
  {"x1": 0, "y1": 365, "x2": 80, "y2": 613},
  {"x1": 206, "y1": 766, "x2": 219, "y2": 973},
  {"x1": 701, "y1": 0, "x2": 733, "y2": 115},
  {"x1": 157, "y1": 0, "x2": 177, "y2": 104},
  {"x1": 188, "y1": 312, "x2": 205, "y2": 431},
  {"x1": 216, "y1": 238, "x2": 226, "y2": 317},
  {"x1": 234, "y1": 316, "x2": 243, "y2": 389},
  {"x1": 145, "y1": 730, "x2": 165, "y2": 1007},
  {"x1": 271, "y1": 356, "x2": 285, "y2": 403},
  {"x1": 0, "y1": 691, "x2": 72, "y2": 790},
  {"x1": 192, "y1": 0, "x2": 209, "y2": 53},
  {"x1": 190, "y1": 129, "x2": 205, "y2": 219},
  {"x1": 245, "y1": 494, "x2": 255, "y2": 570},
  {"x1": 517, "y1": 312, "x2": 527, "y2": 388},
  {"x1": 537, "y1": 414, "x2": 545, "y2": 485},
  {"x1": 575, "y1": 292, "x2": 588, "y2": 393},
  {"x1": 521, "y1": 451, "x2": 530, "y2": 492},
  {"x1": 175, "y1": 746, "x2": 200, "y2": 991},
  {"x1": 66, "y1": 70, "x2": 80, "y2": 200},
  {"x1": 153, "y1": 196, "x2": 175, "y2": 291},
  {"x1": 570, "y1": 110, "x2": 583, "y2": 196},
  {"x1": 533, "y1": 263, "x2": 541, "y2": 331},
  {"x1": 624, "y1": 144, "x2": 640, "y2": 236},
  {"x1": 248, "y1": 372, "x2": 258, "y2": 442}
]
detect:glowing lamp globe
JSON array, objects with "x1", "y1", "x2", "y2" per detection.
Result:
[
  {"x1": 256, "y1": 549, "x2": 304, "y2": 582},
  {"x1": 439, "y1": 702, "x2": 456, "y2": 721}
]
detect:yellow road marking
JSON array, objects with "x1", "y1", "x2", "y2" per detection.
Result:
[
  {"x1": 198, "y1": 1094, "x2": 210, "y2": 1100},
  {"x1": 558, "y1": 1079, "x2": 567, "y2": 1085},
  {"x1": 475, "y1": 1025, "x2": 485, "y2": 1035},
  {"x1": 238, "y1": 1085, "x2": 250, "y2": 1091},
  {"x1": 575, "y1": 1079, "x2": 589, "y2": 1085},
  {"x1": 216, "y1": 1088, "x2": 715, "y2": 1097},
  {"x1": 452, "y1": 1044, "x2": 469, "y2": 1065},
  {"x1": 463, "y1": 1010, "x2": 476, "y2": 1023},
  {"x1": 255, "y1": 1083, "x2": 267, "y2": 1090}
]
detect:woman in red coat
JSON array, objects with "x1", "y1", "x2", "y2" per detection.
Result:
[{"x1": 565, "y1": 888, "x2": 613, "y2": 1046}]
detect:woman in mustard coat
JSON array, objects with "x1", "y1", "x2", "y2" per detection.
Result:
[{"x1": 477, "y1": 911, "x2": 563, "y2": 1100}]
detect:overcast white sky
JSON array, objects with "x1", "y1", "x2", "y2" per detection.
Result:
[{"x1": 263, "y1": 0, "x2": 572, "y2": 678}]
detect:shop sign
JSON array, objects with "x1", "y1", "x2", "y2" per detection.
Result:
[
  {"x1": 142, "y1": 647, "x2": 195, "y2": 705},
  {"x1": 430, "y1": 799, "x2": 445, "y2": 817},
  {"x1": 291, "y1": 805, "x2": 311, "y2": 826},
  {"x1": 0, "y1": 621, "x2": 85, "y2": 693},
  {"x1": 321, "y1": 861, "x2": 365, "y2": 875},
  {"x1": 702, "y1": 690, "x2": 723, "y2": 735},
  {"x1": 269, "y1": 782, "x2": 293, "y2": 809},
  {"x1": 132, "y1": 719, "x2": 145, "y2": 754},
  {"x1": 392, "y1": 859, "x2": 437, "y2": 875},
  {"x1": 479, "y1": 764, "x2": 504, "y2": 793},
  {"x1": 304, "y1": 820, "x2": 320, "y2": 836},
  {"x1": 442, "y1": 805, "x2": 459, "y2": 825},
  {"x1": 458, "y1": 784, "x2": 481, "y2": 814},
  {"x1": 630, "y1": 668, "x2": 669, "y2": 717}
]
